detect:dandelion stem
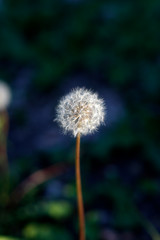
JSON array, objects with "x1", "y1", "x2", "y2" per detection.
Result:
[{"x1": 76, "y1": 132, "x2": 85, "y2": 240}]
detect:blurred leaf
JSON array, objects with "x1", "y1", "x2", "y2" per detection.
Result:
[
  {"x1": 45, "y1": 201, "x2": 73, "y2": 219},
  {"x1": 23, "y1": 223, "x2": 72, "y2": 240},
  {"x1": 0, "y1": 237, "x2": 21, "y2": 240},
  {"x1": 17, "y1": 200, "x2": 73, "y2": 220}
]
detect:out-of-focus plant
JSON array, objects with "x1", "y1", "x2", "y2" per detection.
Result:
[
  {"x1": 0, "y1": 236, "x2": 21, "y2": 240},
  {"x1": 10, "y1": 162, "x2": 69, "y2": 204},
  {"x1": 0, "y1": 81, "x2": 11, "y2": 206},
  {"x1": 55, "y1": 87, "x2": 105, "y2": 240}
]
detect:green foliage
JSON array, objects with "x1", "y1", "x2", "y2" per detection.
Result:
[
  {"x1": 0, "y1": 237, "x2": 21, "y2": 240},
  {"x1": 44, "y1": 201, "x2": 73, "y2": 219},
  {"x1": 23, "y1": 223, "x2": 72, "y2": 240},
  {"x1": 16, "y1": 200, "x2": 73, "y2": 221}
]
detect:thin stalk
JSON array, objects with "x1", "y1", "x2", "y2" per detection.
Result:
[
  {"x1": 0, "y1": 110, "x2": 9, "y2": 172},
  {"x1": 10, "y1": 163, "x2": 68, "y2": 205},
  {"x1": 0, "y1": 110, "x2": 9, "y2": 206},
  {"x1": 76, "y1": 132, "x2": 85, "y2": 240}
]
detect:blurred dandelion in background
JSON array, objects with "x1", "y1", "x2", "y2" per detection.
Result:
[
  {"x1": 0, "y1": 80, "x2": 11, "y2": 206},
  {"x1": 0, "y1": 81, "x2": 11, "y2": 111}
]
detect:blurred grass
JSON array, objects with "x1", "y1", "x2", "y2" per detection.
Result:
[{"x1": 0, "y1": 237, "x2": 21, "y2": 240}]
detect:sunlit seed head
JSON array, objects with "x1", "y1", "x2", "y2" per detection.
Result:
[
  {"x1": 0, "y1": 81, "x2": 11, "y2": 111},
  {"x1": 55, "y1": 87, "x2": 105, "y2": 137}
]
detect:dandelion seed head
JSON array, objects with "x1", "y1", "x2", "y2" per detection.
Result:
[
  {"x1": 0, "y1": 81, "x2": 11, "y2": 111},
  {"x1": 55, "y1": 87, "x2": 105, "y2": 137}
]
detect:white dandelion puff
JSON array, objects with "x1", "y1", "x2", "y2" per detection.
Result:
[
  {"x1": 0, "y1": 81, "x2": 11, "y2": 111},
  {"x1": 55, "y1": 87, "x2": 105, "y2": 137}
]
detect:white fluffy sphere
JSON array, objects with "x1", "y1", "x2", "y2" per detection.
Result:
[
  {"x1": 0, "y1": 81, "x2": 11, "y2": 111},
  {"x1": 55, "y1": 87, "x2": 105, "y2": 137}
]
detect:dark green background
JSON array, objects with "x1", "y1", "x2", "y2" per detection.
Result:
[{"x1": 0, "y1": 0, "x2": 160, "y2": 239}]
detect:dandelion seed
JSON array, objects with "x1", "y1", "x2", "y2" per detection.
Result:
[{"x1": 55, "y1": 87, "x2": 105, "y2": 137}]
